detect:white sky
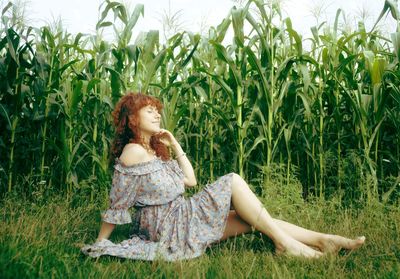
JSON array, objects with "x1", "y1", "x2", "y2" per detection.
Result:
[{"x1": 15, "y1": 0, "x2": 398, "y2": 43}]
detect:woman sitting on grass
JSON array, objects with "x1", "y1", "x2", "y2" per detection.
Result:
[{"x1": 81, "y1": 92, "x2": 365, "y2": 261}]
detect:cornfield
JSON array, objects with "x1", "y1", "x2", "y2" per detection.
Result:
[{"x1": 1, "y1": 0, "x2": 399, "y2": 205}]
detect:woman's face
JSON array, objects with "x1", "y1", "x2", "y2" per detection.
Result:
[{"x1": 137, "y1": 105, "x2": 161, "y2": 135}]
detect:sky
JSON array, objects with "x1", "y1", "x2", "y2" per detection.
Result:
[{"x1": 11, "y1": 0, "x2": 398, "y2": 43}]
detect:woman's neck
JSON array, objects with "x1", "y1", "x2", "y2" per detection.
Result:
[
  {"x1": 140, "y1": 132, "x2": 152, "y2": 146},
  {"x1": 140, "y1": 133, "x2": 156, "y2": 155}
]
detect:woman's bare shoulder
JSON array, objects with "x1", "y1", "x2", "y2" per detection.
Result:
[{"x1": 119, "y1": 143, "x2": 147, "y2": 166}]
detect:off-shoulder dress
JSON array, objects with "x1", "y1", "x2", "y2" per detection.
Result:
[{"x1": 81, "y1": 157, "x2": 235, "y2": 261}]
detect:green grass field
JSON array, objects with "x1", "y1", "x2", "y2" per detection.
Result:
[{"x1": 1, "y1": 193, "x2": 399, "y2": 279}]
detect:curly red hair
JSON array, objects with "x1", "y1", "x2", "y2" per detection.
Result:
[{"x1": 110, "y1": 92, "x2": 170, "y2": 162}]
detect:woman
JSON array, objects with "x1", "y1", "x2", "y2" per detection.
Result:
[{"x1": 81, "y1": 92, "x2": 365, "y2": 261}]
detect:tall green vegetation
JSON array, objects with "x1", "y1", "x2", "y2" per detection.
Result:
[{"x1": 0, "y1": 0, "x2": 399, "y2": 205}]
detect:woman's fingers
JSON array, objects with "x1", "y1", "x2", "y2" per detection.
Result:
[
  {"x1": 155, "y1": 129, "x2": 177, "y2": 147},
  {"x1": 156, "y1": 131, "x2": 173, "y2": 146},
  {"x1": 159, "y1": 138, "x2": 170, "y2": 146}
]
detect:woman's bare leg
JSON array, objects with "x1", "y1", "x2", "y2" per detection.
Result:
[
  {"x1": 221, "y1": 212, "x2": 365, "y2": 253},
  {"x1": 272, "y1": 219, "x2": 365, "y2": 253},
  {"x1": 220, "y1": 210, "x2": 253, "y2": 241},
  {"x1": 223, "y1": 173, "x2": 365, "y2": 254},
  {"x1": 229, "y1": 173, "x2": 322, "y2": 258}
]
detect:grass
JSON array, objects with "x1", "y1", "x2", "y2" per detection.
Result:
[{"x1": 1, "y1": 191, "x2": 399, "y2": 279}]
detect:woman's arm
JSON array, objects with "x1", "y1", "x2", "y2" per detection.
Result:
[
  {"x1": 156, "y1": 129, "x2": 197, "y2": 187},
  {"x1": 96, "y1": 221, "x2": 115, "y2": 242},
  {"x1": 170, "y1": 140, "x2": 197, "y2": 187}
]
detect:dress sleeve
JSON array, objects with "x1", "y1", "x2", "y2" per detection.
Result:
[{"x1": 101, "y1": 168, "x2": 140, "y2": 225}]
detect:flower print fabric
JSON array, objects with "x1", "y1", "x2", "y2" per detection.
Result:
[{"x1": 81, "y1": 157, "x2": 235, "y2": 261}]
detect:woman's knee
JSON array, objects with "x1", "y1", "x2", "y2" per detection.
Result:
[{"x1": 230, "y1": 172, "x2": 247, "y2": 189}]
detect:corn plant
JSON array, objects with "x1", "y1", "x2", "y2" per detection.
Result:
[{"x1": 0, "y1": 0, "x2": 399, "y2": 205}]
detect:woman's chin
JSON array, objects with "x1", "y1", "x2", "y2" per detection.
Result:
[{"x1": 152, "y1": 128, "x2": 161, "y2": 134}]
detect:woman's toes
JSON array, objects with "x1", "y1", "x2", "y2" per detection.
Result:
[
  {"x1": 320, "y1": 235, "x2": 366, "y2": 253},
  {"x1": 352, "y1": 236, "x2": 366, "y2": 248},
  {"x1": 357, "y1": 236, "x2": 366, "y2": 243}
]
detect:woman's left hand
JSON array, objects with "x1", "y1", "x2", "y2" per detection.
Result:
[
  {"x1": 156, "y1": 129, "x2": 196, "y2": 186},
  {"x1": 155, "y1": 129, "x2": 177, "y2": 147}
]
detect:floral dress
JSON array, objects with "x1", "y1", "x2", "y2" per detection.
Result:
[{"x1": 81, "y1": 157, "x2": 235, "y2": 261}]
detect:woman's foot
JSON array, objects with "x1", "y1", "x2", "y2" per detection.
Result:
[
  {"x1": 275, "y1": 238, "x2": 323, "y2": 258},
  {"x1": 318, "y1": 235, "x2": 366, "y2": 254}
]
